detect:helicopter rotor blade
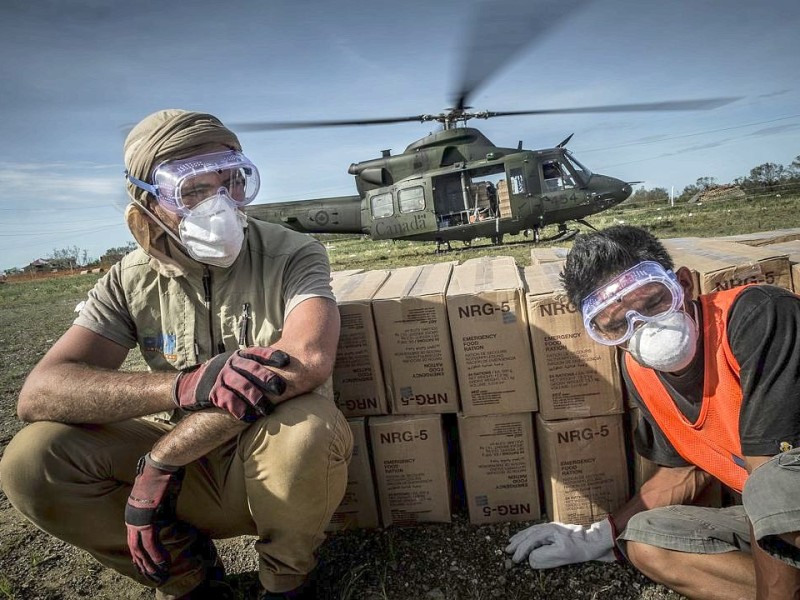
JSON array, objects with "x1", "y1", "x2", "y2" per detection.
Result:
[
  {"x1": 231, "y1": 96, "x2": 740, "y2": 133},
  {"x1": 451, "y1": 0, "x2": 591, "y2": 112},
  {"x1": 478, "y1": 97, "x2": 740, "y2": 118},
  {"x1": 231, "y1": 114, "x2": 435, "y2": 132},
  {"x1": 557, "y1": 133, "x2": 574, "y2": 148}
]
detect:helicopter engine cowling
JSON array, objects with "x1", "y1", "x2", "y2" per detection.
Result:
[{"x1": 357, "y1": 166, "x2": 391, "y2": 186}]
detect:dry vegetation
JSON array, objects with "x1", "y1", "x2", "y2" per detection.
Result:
[{"x1": 0, "y1": 193, "x2": 798, "y2": 599}]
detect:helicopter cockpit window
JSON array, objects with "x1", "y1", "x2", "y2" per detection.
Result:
[
  {"x1": 370, "y1": 192, "x2": 394, "y2": 218},
  {"x1": 398, "y1": 186, "x2": 425, "y2": 213},
  {"x1": 542, "y1": 160, "x2": 576, "y2": 192},
  {"x1": 565, "y1": 151, "x2": 592, "y2": 183}
]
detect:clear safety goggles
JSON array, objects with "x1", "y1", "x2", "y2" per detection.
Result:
[
  {"x1": 581, "y1": 261, "x2": 684, "y2": 345},
  {"x1": 126, "y1": 150, "x2": 260, "y2": 215}
]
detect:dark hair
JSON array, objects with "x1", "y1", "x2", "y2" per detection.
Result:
[{"x1": 560, "y1": 225, "x2": 674, "y2": 308}]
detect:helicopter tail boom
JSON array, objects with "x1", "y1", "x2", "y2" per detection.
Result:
[{"x1": 245, "y1": 195, "x2": 364, "y2": 235}]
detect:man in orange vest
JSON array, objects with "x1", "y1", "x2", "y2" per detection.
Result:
[{"x1": 505, "y1": 225, "x2": 800, "y2": 599}]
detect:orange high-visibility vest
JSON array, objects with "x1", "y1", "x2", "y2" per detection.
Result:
[{"x1": 624, "y1": 287, "x2": 750, "y2": 492}]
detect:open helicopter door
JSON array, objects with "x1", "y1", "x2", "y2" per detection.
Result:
[
  {"x1": 365, "y1": 179, "x2": 438, "y2": 240},
  {"x1": 502, "y1": 159, "x2": 542, "y2": 226}
]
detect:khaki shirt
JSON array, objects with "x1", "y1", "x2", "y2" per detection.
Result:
[{"x1": 75, "y1": 218, "x2": 335, "y2": 372}]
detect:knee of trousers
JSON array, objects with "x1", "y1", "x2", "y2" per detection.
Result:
[
  {"x1": 742, "y1": 452, "x2": 800, "y2": 539},
  {"x1": 0, "y1": 422, "x2": 75, "y2": 515},
  {"x1": 742, "y1": 457, "x2": 781, "y2": 508},
  {"x1": 240, "y1": 394, "x2": 353, "y2": 476}
]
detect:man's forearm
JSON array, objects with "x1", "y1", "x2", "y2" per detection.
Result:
[
  {"x1": 612, "y1": 465, "x2": 713, "y2": 531},
  {"x1": 266, "y1": 341, "x2": 332, "y2": 405},
  {"x1": 18, "y1": 362, "x2": 176, "y2": 424},
  {"x1": 149, "y1": 409, "x2": 247, "y2": 467}
]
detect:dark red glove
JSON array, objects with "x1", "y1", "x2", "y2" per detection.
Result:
[
  {"x1": 172, "y1": 347, "x2": 290, "y2": 421},
  {"x1": 125, "y1": 454, "x2": 185, "y2": 584}
]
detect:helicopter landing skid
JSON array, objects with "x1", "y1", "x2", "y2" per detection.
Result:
[
  {"x1": 547, "y1": 228, "x2": 578, "y2": 243},
  {"x1": 536, "y1": 228, "x2": 578, "y2": 244},
  {"x1": 435, "y1": 239, "x2": 452, "y2": 253}
]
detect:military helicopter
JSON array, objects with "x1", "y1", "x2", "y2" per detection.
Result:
[{"x1": 240, "y1": 1, "x2": 737, "y2": 249}]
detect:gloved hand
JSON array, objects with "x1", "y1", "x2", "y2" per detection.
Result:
[
  {"x1": 173, "y1": 346, "x2": 290, "y2": 421},
  {"x1": 505, "y1": 517, "x2": 617, "y2": 569},
  {"x1": 125, "y1": 454, "x2": 185, "y2": 584}
]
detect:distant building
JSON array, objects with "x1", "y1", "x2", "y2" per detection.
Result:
[
  {"x1": 26, "y1": 258, "x2": 51, "y2": 273},
  {"x1": 688, "y1": 184, "x2": 746, "y2": 204}
]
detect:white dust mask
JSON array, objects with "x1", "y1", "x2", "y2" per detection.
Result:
[
  {"x1": 627, "y1": 307, "x2": 698, "y2": 372},
  {"x1": 178, "y1": 193, "x2": 246, "y2": 267}
]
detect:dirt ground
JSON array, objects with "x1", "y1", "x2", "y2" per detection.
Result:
[{"x1": 0, "y1": 489, "x2": 684, "y2": 600}]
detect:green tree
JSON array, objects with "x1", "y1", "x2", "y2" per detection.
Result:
[
  {"x1": 48, "y1": 245, "x2": 85, "y2": 270},
  {"x1": 677, "y1": 183, "x2": 701, "y2": 203},
  {"x1": 695, "y1": 176, "x2": 717, "y2": 190},
  {"x1": 746, "y1": 162, "x2": 786, "y2": 189},
  {"x1": 629, "y1": 186, "x2": 670, "y2": 204},
  {"x1": 104, "y1": 242, "x2": 137, "y2": 256},
  {"x1": 789, "y1": 155, "x2": 800, "y2": 178}
]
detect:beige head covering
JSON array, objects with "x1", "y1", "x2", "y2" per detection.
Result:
[{"x1": 123, "y1": 109, "x2": 242, "y2": 275}]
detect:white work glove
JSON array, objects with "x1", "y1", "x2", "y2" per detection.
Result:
[{"x1": 505, "y1": 517, "x2": 617, "y2": 569}]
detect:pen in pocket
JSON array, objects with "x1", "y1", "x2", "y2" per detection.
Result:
[{"x1": 238, "y1": 303, "x2": 250, "y2": 347}]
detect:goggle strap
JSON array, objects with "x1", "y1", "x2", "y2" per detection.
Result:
[
  {"x1": 130, "y1": 199, "x2": 186, "y2": 249},
  {"x1": 125, "y1": 171, "x2": 159, "y2": 198}
]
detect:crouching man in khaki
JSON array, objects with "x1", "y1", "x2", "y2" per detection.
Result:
[{"x1": 0, "y1": 109, "x2": 352, "y2": 600}]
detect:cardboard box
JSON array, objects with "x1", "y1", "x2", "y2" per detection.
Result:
[
  {"x1": 662, "y1": 237, "x2": 792, "y2": 297},
  {"x1": 331, "y1": 268, "x2": 364, "y2": 282},
  {"x1": 371, "y1": 263, "x2": 460, "y2": 414},
  {"x1": 530, "y1": 247, "x2": 569, "y2": 265},
  {"x1": 369, "y1": 414, "x2": 452, "y2": 526},
  {"x1": 327, "y1": 418, "x2": 380, "y2": 531},
  {"x1": 716, "y1": 228, "x2": 800, "y2": 247},
  {"x1": 761, "y1": 240, "x2": 800, "y2": 292},
  {"x1": 458, "y1": 413, "x2": 541, "y2": 524},
  {"x1": 536, "y1": 414, "x2": 629, "y2": 526},
  {"x1": 496, "y1": 179, "x2": 511, "y2": 217},
  {"x1": 524, "y1": 264, "x2": 623, "y2": 420},
  {"x1": 447, "y1": 257, "x2": 538, "y2": 416},
  {"x1": 331, "y1": 270, "x2": 391, "y2": 416}
]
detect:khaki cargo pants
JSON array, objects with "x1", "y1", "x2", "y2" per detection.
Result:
[{"x1": 0, "y1": 393, "x2": 352, "y2": 598}]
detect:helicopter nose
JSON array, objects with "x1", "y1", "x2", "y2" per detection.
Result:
[
  {"x1": 589, "y1": 176, "x2": 632, "y2": 209},
  {"x1": 618, "y1": 182, "x2": 632, "y2": 202}
]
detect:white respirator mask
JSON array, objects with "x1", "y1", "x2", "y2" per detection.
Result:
[
  {"x1": 626, "y1": 305, "x2": 699, "y2": 372},
  {"x1": 177, "y1": 192, "x2": 247, "y2": 267}
]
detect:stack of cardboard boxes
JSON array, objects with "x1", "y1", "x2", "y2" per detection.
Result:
[
  {"x1": 368, "y1": 262, "x2": 458, "y2": 525},
  {"x1": 523, "y1": 262, "x2": 629, "y2": 526},
  {"x1": 448, "y1": 257, "x2": 541, "y2": 525},
  {"x1": 326, "y1": 232, "x2": 795, "y2": 531}
]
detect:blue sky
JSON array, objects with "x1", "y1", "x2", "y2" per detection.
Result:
[{"x1": 1, "y1": 0, "x2": 798, "y2": 271}]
